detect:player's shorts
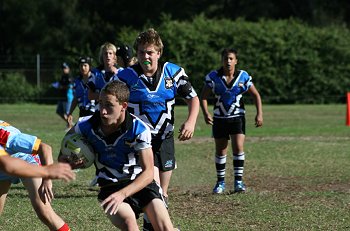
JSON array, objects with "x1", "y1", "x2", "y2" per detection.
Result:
[
  {"x1": 213, "y1": 116, "x2": 246, "y2": 139},
  {"x1": 0, "y1": 153, "x2": 40, "y2": 184},
  {"x1": 98, "y1": 180, "x2": 166, "y2": 218},
  {"x1": 56, "y1": 100, "x2": 68, "y2": 116},
  {"x1": 151, "y1": 135, "x2": 175, "y2": 171}
]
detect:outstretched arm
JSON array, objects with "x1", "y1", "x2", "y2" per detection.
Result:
[{"x1": 0, "y1": 154, "x2": 75, "y2": 181}]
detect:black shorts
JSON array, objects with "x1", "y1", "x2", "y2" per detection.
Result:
[
  {"x1": 98, "y1": 180, "x2": 164, "y2": 218},
  {"x1": 213, "y1": 116, "x2": 246, "y2": 139},
  {"x1": 56, "y1": 100, "x2": 67, "y2": 116},
  {"x1": 152, "y1": 135, "x2": 175, "y2": 171}
]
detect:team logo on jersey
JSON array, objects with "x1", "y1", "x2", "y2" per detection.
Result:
[
  {"x1": 147, "y1": 94, "x2": 159, "y2": 99},
  {"x1": 164, "y1": 77, "x2": 173, "y2": 89},
  {"x1": 124, "y1": 138, "x2": 134, "y2": 147},
  {"x1": 238, "y1": 82, "x2": 244, "y2": 87},
  {"x1": 164, "y1": 160, "x2": 173, "y2": 168}
]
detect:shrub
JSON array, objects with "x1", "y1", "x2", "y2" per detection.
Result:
[
  {"x1": 116, "y1": 16, "x2": 350, "y2": 103},
  {"x1": 0, "y1": 72, "x2": 39, "y2": 103}
]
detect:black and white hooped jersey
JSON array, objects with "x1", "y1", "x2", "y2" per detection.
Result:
[
  {"x1": 205, "y1": 68, "x2": 253, "y2": 119},
  {"x1": 111, "y1": 62, "x2": 197, "y2": 140},
  {"x1": 74, "y1": 112, "x2": 152, "y2": 187}
]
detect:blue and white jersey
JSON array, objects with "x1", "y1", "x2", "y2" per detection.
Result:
[
  {"x1": 89, "y1": 66, "x2": 122, "y2": 94},
  {"x1": 74, "y1": 112, "x2": 152, "y2": 186},
  {"x1": 111, "y1": 62, "x2": 197, "y2": 140},
  {"x1": 0, "y1": 120, "x2": 41, "y2": 155},
  {"x1": 205, "y1": 69, "x2": 253, "y2": 118},
  {"x1": 73, "y1": 74, "x2": 96, "y2": 115}
]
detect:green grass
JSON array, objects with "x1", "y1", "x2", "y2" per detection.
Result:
[{"x1": 0, "y1": 103, "x2": 350, "y2": 230}]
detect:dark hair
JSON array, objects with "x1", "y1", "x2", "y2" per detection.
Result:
[
  {"x1": 221, "y1": 48, "x2": 238, "y2": 59},
  {"x1": 78, "y1": 56, "x2": 93, "y2": 66},
  {"x1": 102, "y1": 80, "x2": 129, "y2": 103},
  {"x1": 116, "y1": 44, "x2": 133, "y2": 66}
]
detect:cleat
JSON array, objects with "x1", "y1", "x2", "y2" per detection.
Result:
[
  {"x1": 234, "y1": 180, "x2": 246, "y2": 193},
  {"x1": 212, "y1": 181, "x2": 225, "y2": 194}
]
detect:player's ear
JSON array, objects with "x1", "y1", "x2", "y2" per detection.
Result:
[{"x1": 122, "y1": 101, "x2": 128, "y2": 110}]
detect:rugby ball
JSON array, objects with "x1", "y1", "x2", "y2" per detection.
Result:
[{"x1": 60, "y1": 133, "x2": 95, "y2": 169}]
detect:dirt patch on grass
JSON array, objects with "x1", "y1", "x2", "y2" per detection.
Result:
[{"x1": 168, "y1": 175, "x2": 350, "y2": 221}]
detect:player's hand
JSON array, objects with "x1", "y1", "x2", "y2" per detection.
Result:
[
  {"x1": 67, "y1": 114, "x2": 73, "y2": 125},
  {"x1": 39, "y1": 179, "x2": 54, "y2": 204},
  {"x1": 44, "y1": 163, "x2": 75, "y2": 182},
  {"x1": 203, "y1": 113, "x2": 213, "y2": 125},
  {"x1": 178, "y1": 121, "x2": 195, "y2": 141},
  {"x1": 255, "y1": 114, "x2": 263, "y2": 127},
  {"x1": 58, "y1": 153, "x2": 84, "y2": 169},
  {"x1": 101, "y1": 191, "x2": 127, "y2": 215}
]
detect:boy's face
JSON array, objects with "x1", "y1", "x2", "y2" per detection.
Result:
[
  {"x1": 222, "y1": 52, "x2": 237, "y2": 72},
  {"x1": 103, "y1": 49, "x2": 117, "y2": 67},
  {"x1": 137, "y1": 43, "x2": 161, "y2": 75},
  {"x1": 99, "y1": 92, "x2": 127, "y2": 127},
  {"x1": 63, "y1": 67, "x2": 70, "y2": 74},
  {"x1": 79, "y1": 63, "x2": 90, "y2": 76}
]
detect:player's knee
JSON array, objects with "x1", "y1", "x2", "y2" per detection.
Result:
[{"x1": 115, "y1": 217, "x2": 138, "y2": 230}]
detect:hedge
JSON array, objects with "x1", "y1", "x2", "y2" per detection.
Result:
[{"x1": 117, "y1": 15, "x2": 350, "y2": 103}]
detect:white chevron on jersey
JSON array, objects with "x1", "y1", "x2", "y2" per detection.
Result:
[{"x1": 128, "y1": 98, "x2": 175, "y2": 138}]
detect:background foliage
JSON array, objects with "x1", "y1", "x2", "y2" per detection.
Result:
[{"x1": 1, "y1": 1, "x2": 350, "y2": 103}]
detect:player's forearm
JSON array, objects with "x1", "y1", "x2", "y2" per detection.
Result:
[
  {"x1": 200, "y1": 99, "x2": 211, "y2": 117},
  {"x1": 120, "y1": 168, "x2": 153, "y2": 198},
  {"x1": 38, "y1": 142, "x2": 54, "y2": 166},
  {"x1": 253, "y1": 94, "x2": 263, "y2": 116},
  {"x1": 120, "y1": 149, "x2": 154, "y2": 198},
  {"x1": 68, "y1": 98, "x2": 78, "y2": 115},
  {"x1": 1, "y1": 156, "x2": 49, "y2": 178},
  {"x1": 186, "y1": 96, "x2": 200, "y2": 124}
]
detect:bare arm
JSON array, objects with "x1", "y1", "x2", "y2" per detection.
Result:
[
  {"x1": 0, "y1": 155, "x2": 75, "y2": 181},
  {"x1": 248, "y1": 85, "x2": 263, "y2": 127},
  {"x1": 100, "y1": 147, "x2": 154, "y2": 215},
  {"x1": 37, "y1": 142, "x2": 55, "y2": 203},
  {"x1": 67, "y1": 97, "x2": 78, "y2": 124},
  {"x1": 178, "y1": 96, "x2": 200, "y2": 141},
  {"x1": 37, "y1": 142, "x2": 53, "y2": 165},
  {"x1": 200, "y1": 85, "x2": 213, "y2": 125}
]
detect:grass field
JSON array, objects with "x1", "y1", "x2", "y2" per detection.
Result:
[{"x1": 0, "y1": 103, "x2": 349, "y2": 230}]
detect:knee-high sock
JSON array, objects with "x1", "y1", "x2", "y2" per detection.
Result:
[
  {"x1": 215, "y1": 154, "x2": 226, "y2": 182},
  {"x1": 233, "y1": 152, "x2": 245, "y2": 181}
]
